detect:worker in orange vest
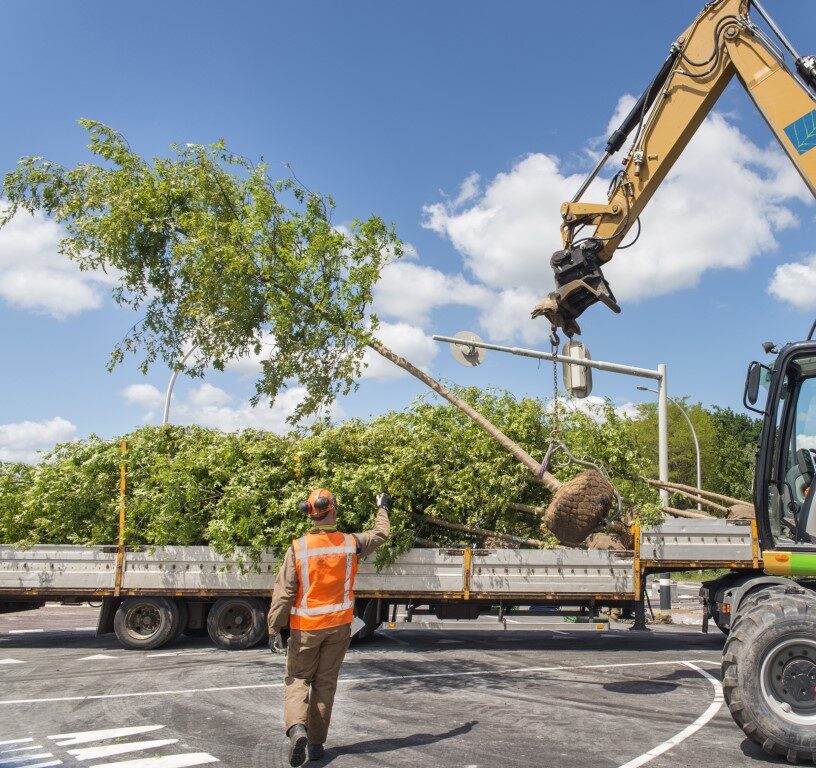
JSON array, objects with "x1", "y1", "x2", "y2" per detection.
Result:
[{"x1": 267, "y1": 488, "x2": 391, "y2": 766}]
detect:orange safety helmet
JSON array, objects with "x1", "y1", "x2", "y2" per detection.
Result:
[{"x1": 299, "y1": 488, "x2": 336, "y2": 518}]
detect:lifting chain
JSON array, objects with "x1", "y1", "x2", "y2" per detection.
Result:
[
  {"x1": 535, "y1": 325, "x2": 623, "y2": 519},
  {"x1": 537, "y1": 326, "x2": 562, "y2": 477}
]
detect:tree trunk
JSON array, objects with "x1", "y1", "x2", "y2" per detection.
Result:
[
  {"x1": 641, "y1": 477, "x2": 747, "y2": 507},
  {"x1": 370, "y1": 339, "x2": 561, "y2": 493},
  {"x1": 507, "y1": 502, "x2": 546, "y2": 515},
  {"x1": 412, "y1": 512, "x2": 548, "y2": 548},
  {"x1": 664, "y1": 506, "x2": 715, "y2": 519},
  {"x1": 650, "y1": 486, "x2": 729, "y2": 515}
]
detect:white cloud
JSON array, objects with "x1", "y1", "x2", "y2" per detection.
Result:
[
  {"x1": 546, "y1": 395, "x2": 636, "y2": 422},
  {"x1": 173, "y1": 384, "x2": 309, "y2": 432},
  {"x1": 121, "y1": 383, "x2": 165, "y2": 422},
  {"x1": 477, "y1": 287, "x2": 548, "y2": 344},
  {"x1": 188, "y1": 382, "x2": 233, "y2": 408},
  {"x1": 768, "y1": 254, "x2": 816, "y2": 309},
  {"x1": 122, "y1": 381, "x2": 326, "y2": 433},
  {"x1": 422, "y1": 101, "x2": 812, "y2": 318},
  {"x1": 363, "y1": 321, "x2": 438, "y2": 380},
  {"x1": 373, "y1": 261, "x2": 491, "y2": 326},
  {"x1": 0, "y1": 416, "x2": 77, "y2": 463},
  {"x1": 0, "y1": 205, "x2": 114, "y2": 319},
  {"x1": 423, "y1": 152, "x2": 577, "y2": 292}
]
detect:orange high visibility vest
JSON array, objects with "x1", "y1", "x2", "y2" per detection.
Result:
[{"x1": 289, "y1": 531, "x2": 358, "y2": 631}]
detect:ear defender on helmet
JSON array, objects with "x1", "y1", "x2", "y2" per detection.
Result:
[{"x1": 300, "y1": 489, "x2": 335, "y2": 516}]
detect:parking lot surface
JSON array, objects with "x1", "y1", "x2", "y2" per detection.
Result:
[{"x1": 0, "y1": 604, "x2": 785, "y2": 768}]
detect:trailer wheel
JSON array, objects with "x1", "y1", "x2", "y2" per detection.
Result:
[
  {"x1": 169, "y1": 600, "x2": 189, "y2": 644},
  {"x1": 206, "y1": 597, "x2": 267, "y2": 650},
  {"x1": 722, "y1": 589, "x2": 816, "y2": 764},
  {"x1": 114, "y1": 597, "x2": 179, "y2": 650},
  {"x1": 351, "y1": 599, "x2": 383, "y2": 644}
]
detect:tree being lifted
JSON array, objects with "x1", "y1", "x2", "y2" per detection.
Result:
[{"x1": 0, "y1": 121, "x2": 616, "y2": 544}]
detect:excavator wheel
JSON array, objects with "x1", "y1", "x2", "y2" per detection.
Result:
[
  {"x1": 543, "y1": 469, "x2": 615, "y2": 546},
  {"x1": 722, "y1": 587, "x2": 816, "y2": 764}
]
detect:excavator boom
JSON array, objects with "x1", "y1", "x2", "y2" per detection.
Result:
[{"x1": 535, "y1": 0, "x2": 816, "y2": 336}]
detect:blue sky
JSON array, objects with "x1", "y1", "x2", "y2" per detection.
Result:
[{"x1": 1, "y1": 0, "x2": 816, "y2": 461}]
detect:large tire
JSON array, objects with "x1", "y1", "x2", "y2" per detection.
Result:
[
  {"x1": 114, "y1": 596, "x2": 179, "y2": 650},
  {"x1": 206, "y1": 597, "x2": 267, "y2": 650},
  {"x1": 722, "y1": 588, "x2": 816, "y2": 764},
  {"x1": 169, "y1": 600, "x2": 189, "y2": 644},
  {"x1": 352, "y1": 599, "x2": 382, "y2": 644}
]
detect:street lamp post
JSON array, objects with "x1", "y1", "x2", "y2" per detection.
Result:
[
  {"x1": 162, "y1": 347, "x2": 197, "y2": 426},
  {"x1": 637, "y1": 386, "x2": 702, "y2": 510}
]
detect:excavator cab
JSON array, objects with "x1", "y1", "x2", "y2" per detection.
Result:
[{"x1": 751, "y1": 341, "x2": 816, "y2": 552}]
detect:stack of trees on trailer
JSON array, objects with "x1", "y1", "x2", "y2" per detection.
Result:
[{"x1": 0, "y1": 391, "x2": 758, "y2": 562}]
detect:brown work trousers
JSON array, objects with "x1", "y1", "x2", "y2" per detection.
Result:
[{"x1": 284, "y1": 623, "x2": 352, "y2": 745}]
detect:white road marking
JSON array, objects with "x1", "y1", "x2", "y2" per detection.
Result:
[
  {"x1": 7, "y1": 762, "x2": 62, "y2": 768},
  {"x1": 8, "y1": 630, "x2": 44, "y2": 635},
  {"x1": 77, "y1": 655, "x2": 116, "y2": 661},
  {"x1": 91, "y1": 754, "x2": 218, "y2": 768},
  {"x1": 0, "y1": 659, "x2": 26, "y2": 664},
  {"x1": 3, "y1": 658, "x2": 717, "y2": 705},
  {"x1": 149, "y1": 650, "x2": 220, "y2": 659},
  {"x1": 552, "y1": 631, "x2": 571, "y2": 636},
  {"x1": 68, "y1": 739, "x2": 178, "y2": 761},
  {"x1": 2, "y1": 746, "x2": 44, "y2": 753},
  {"x1": 616, "y1": 661, "x2": 724, "y2": 768},
  {"x1": 0, "y1": 754, "x2": 55, "y2": 764},
  {"x1": 74, "y1": 627, "x2": 97, "y2": 632},
  {"x1": 0, "y1": 740, "x2": 33, "y2": 746},
  {"x1": 49, "y1": 726, "x2": 165, "y2": 746}
]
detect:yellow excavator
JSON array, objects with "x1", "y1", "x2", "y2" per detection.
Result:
[{"x1": 535, "y1": 1, "x2": 816, "y2": 763}]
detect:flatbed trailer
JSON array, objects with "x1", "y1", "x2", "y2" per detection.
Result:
[{"x1": 0, "y1": 518, "x2": 759, "y2": 650}]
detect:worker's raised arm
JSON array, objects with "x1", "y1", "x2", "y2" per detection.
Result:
[{"x1": 352, "y1": 492, "x2": 392, "y2": 558}]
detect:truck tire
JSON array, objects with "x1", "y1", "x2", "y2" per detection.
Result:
[
  {"x1": 169, "y1": 600, "x2": 189, "y2": 644},
  {"x1": 722, "y1": 588, "x2": 816, "y2": 764},
  {"x1": 708, "y1": 602, "x2": 730, "y2": 635},
  {"x1": 351, "y1": 599, "x2": 381, "y2": 644},
  {"x1": 206, "y1": 597, "x2": 267, "y2": 650},
  {"x1": 114, "y1": 597, "x2": 179, "y2": 650}
]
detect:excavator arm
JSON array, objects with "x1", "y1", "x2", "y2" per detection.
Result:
[{"x1": 534, "y1": 0, "x2": 816, "y2": 336}]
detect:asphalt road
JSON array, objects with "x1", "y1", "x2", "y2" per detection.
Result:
[{"x1": 0, "y1": 604, "x2": 785, "y2": 768}]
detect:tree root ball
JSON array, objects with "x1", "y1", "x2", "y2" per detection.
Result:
[
  {"x1": 727, "y1": 503, "x2": 755, "y2": 521},
  {"x1": 585, "y1": 532, "x2": 627, "y2": 551},
  {"x1": 542, "y1": 469, "x2": 616, "y2": 546}
]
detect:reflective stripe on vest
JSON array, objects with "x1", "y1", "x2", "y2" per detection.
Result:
[{"x1": 290, "y1": 531, "x2": 358, "y2": 630}]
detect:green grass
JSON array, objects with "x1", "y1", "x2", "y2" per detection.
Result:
[{"x1": 671, "y1": 568, "x2": 731, "y2": 583}]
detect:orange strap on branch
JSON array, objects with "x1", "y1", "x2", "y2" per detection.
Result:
[{"x1": 114, "y1": 439, "x2": 127, "y2": 597}]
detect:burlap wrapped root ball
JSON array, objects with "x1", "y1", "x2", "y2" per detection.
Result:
[
  {"x1": 542, "y1": 469, "x2": 616, "y2": 546},
  {"x1": 585, "y1": 532, "x2": 627, "y2": 551},
  {"x1": 727, "y1": 503, "x2": 755, "y2": 521}
]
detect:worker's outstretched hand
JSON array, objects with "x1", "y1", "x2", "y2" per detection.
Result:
[
  {"x1": 269, "y1": 631, "x2": 286, "y2": 655},
  {"x1": 376, "y1": 491, "x2": 393, "y2": 512}
]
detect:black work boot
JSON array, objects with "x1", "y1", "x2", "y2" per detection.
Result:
[
  {"x1": 287, "y1": 724, "x2": 308, "y2": 766},
  {"x1": 308, "y1": 743, "x2": 325, "y2": 761}
]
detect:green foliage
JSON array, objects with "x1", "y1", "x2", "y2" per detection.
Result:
[
  {"x1": 624, "y1": 400, "x2": 759, "y2": 507},
  {"x1": 0, "y1": 390, "x2": 664, "y2": 564},
  {"x1": 1, "y1": 121, "x2": 401, "y2": 423},
  {"x1": 708, "y1": 407, "x2": 762, "y2": 501}
]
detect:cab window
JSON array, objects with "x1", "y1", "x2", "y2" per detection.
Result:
[{"x1": 772, "y1": 356, "x2": 816, "y2": 546}]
